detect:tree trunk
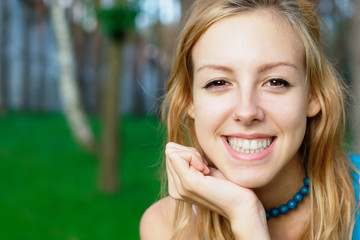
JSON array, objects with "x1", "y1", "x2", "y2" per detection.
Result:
[
  {"x1": 36, "y1": 18, "x2": 47, "y2": 112},
  {"x1": 71, "y1": 19, "x2": 88, "y2": 111},
  {"x1": 0, "y1": 0, "x2": 8, "y2": 114},
  {"x1": 350, "y1": 0, "x2": 360, "y2": 154},
  {"x1": 132, "y1": 33, "x2": 146, "y2": 115},
  {"x1": 22, "y1": 3, "x2": 33, "y2": 111},
  {"x1": 34, "y1": 0, "x2": 47, "y2": 112},
  {"x1": 98, "y1": 39, "x2": 122, "y2": 193},
  {"x1": 50, "y1": 0, "x2": 96, "y2": 151},
  {"x1": 91, "y1": 28, "x2": 104, "y2": 114}
]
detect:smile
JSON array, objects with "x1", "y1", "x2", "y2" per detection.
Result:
[{"x1": 226, "y1": 137, "x2": 274, "y2": 153}]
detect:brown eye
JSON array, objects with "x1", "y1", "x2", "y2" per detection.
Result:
[
  {"x1": 204, "y1": 80, "x2": 230, "y2": 89},
  {"x1": 264, "y1": 78, "x2": 290, "y2": 88}
]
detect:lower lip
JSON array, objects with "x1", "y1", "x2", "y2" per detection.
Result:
[{"x1": 222, "y1": 137, "x2": 276, "y2": 161}]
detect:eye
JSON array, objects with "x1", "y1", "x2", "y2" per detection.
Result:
[
  {"x1": 263, "y1": 78, "x2": 290, "y2": 88},
  {"x1": 204, "y1": 79, "x2": 230, "y2": 89}
]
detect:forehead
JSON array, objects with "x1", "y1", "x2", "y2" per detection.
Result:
[{"x1": 192, "y1": 10, "x2": 305, "y2": 71}]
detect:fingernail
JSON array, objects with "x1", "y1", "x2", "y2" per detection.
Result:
[{"x1": 204, "y1": 165, "x2": 210, "y2": 175}]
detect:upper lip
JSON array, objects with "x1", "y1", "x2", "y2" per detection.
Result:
[{"x1": 223, "y1": 133, "x2": 274, "y2": 139}]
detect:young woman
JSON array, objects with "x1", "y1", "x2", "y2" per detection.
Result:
[{"x1": 140, "y1": 0, "x2": 360, "y2": 239}]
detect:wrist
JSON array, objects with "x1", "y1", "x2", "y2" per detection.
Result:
[{"x1": 230, "y1": 205, "x2": 270, "y2": 240}]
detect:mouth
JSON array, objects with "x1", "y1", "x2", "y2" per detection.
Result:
[{"x1": 226, "y1": 136, "x2": 275, "y2": 154}]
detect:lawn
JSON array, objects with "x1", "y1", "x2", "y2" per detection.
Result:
[{"x1": 0, "y1": 113, "x2": 163, "y2": 240}]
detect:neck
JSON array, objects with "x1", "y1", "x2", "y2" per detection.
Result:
[
  {"x1": 254, "y1": 153, "x2": 306, "y2": 211},
  {"x1": 267, "y1": 196, "x2": 310, "y2": 239}
]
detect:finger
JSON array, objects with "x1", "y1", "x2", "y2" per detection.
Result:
[
  {"x1": 167, "y1": 156, "x2": 208, "y2": 206},
  {"x1": 169, "y1": 153, "x2": 205, "y2": 192},
  {"x1": 166, "y1": 142, "x2": 198, "y2": 152},
  {"x1": 168, "y1": 154, "x2": 245, "y2": 217},
  {"x1": 170, "y1": 157, "x2": 228, "y2": 215},
  {"x1": 166, "y1": 142, "x2": 202, "y2": 163},
  {"x1": 208, "y1": 167, "x2": 227, "y2": 180},
  {"x1": 166, "y1": 143, "x2": 210, "y2": 174},
  {"x1": 166, "y1": 156, "x2": 183, "y2": 200},
  {"x1": 166, "y1": 144, "x2": 210, "y2": 174}
]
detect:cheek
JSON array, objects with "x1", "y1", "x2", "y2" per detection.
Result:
[
  {"x1": 263, "y1": 93, "x2": 308, "y2": 134},
  {"x1": 192, "y1": 94, "x2": 234, "y2": 144}
]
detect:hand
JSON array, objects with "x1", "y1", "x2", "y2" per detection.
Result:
[{"x1": 165, "y1": 142, "x2": 270, "y2": 239}]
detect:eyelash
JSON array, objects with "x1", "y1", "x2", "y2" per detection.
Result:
[
  {"x1": 263, "y1": 78, "x2": 290, "y2": 88},
  {"x1": 204, "y1": 79, "x2": 230, "y2": 89},
  {"x1": 203, "y1": 78, "x2": 290, "y2": 90}
]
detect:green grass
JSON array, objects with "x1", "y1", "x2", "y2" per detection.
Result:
[{"x1": 0, "y1": 113, "x2": 163, "y2": 240}]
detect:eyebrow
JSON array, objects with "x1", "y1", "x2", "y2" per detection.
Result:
[
  {"x1": 196, "y1": 61, "x2": 298, "y2": 73},
  {"x1": 258, "y1": 61, "x2": 298, "y2": 72},
  {"x1": 196, "y1": 64, "x2": 233, "y2": 73}
]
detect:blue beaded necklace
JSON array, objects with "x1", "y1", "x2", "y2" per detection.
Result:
[{"x1": 266, "y1": 174, "x2": 310, "y2": 220}]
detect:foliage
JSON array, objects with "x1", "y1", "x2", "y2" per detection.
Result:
[
  {"x1": 96, "y1": 5, "x2": 138, "y2": 41},
  {"x1": 0, "y1": 113, "x2": 162, "y2": 240}
]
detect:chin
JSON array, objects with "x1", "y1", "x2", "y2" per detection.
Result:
[{"x1": 225, "y1": 170, "x2": 272, "y2": 189}]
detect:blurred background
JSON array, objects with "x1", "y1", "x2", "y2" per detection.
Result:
[{"x1": 0, "y1": 0, "x2": 359, "y2": 239}]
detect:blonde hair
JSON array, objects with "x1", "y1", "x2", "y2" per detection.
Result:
[{"x1": 161, "y1": 0, "x2": 357, "y2": 239}]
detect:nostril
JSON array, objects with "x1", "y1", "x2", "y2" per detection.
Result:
[
  {"x1": 231, "y1": 107, "x2": 265, "y2": 124},
  {"x1": 231, "y1": 93, "x2": 265, "y2": 123}
]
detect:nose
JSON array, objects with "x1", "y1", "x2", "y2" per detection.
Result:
[{"x1": 231, "y1": 90, "x2": 265, "y2": 125}]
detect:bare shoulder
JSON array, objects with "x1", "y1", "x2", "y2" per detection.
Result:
[{"x1": 140, "y1": 196, "x2": 176, "y2": 240}]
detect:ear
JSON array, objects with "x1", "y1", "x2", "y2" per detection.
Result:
[
  {"x1": 307, "y1": 95, "x2": 321, "y2": 117},
  {"x1": 187, "y1": 101, "x2": 194, "y2": 119}
]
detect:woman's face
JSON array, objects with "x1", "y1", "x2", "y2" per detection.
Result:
[{"x1": 188, "y1": 11, "x2": 320, "y2": 188}]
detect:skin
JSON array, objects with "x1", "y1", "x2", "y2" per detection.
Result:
[{"x1": 140, "y1": 10, "x2": 321, "y2": 240}]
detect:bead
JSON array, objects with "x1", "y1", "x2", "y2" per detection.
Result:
[
  {"x1": 265, "y1": 174, "x2": 309, "y2": 220},
  {"x1": 293, "y1": 192, "x2": 303, "y2": 203},
  {"x1": 266, "y1": 211, "x2": 270, "y2": 220},
  {"x1": 279, "y1": 204, "x2": 289, "y2": 214},
  {"x1": 300, "y1": 186, "x2": 309, "y2": 196},
  {"x1": 287, "y1": 199, "x2": 297, "y2": 210},
  {"x1": 304, "y1": 176, "x2": 310, "y2": 186},
  {"x1": 270, "y1": 208, "x2": 280, "y2": 218}
]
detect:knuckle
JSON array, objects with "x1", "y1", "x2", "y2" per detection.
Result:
[
  {"x1": 192, "y1": 151, "x2": 202, "y2": 160},
  {"x1": 167, "y1": 152, "x2": 177, "y2": 162},
  {"x1": 190, "y1": 148, "x2": 200, "y2": 157},
  {"x1": 165, "y1": 150, "x2": 175, "y2": 159},
  {"x1": 165, "y1": 142, "x2": 175, "y2": 153},
  {"x1": 189, "y1": 147, "x2": 197, "y2": 152},
  {"x1": 165, "y1": 142, "x2": 177, "y2": 150},
  {"x1": 165, "y1": 148, "x2": 172, "y2": 157}
]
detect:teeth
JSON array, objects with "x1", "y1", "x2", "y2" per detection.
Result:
[
  {"x1": 263, "y1": 140, "x2": 267, "y2": 148},
  {"x1": 227, "y1": 137, "x2": 273, "y2": 153},
  {"x1": 243, "y1": 140, "x2": 250, "y2": 149},
  {"x1": 250, "y1": 140, "x2": 257, "y2": 150}
]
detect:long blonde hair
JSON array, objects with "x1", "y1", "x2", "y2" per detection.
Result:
[{"x1": 161, "y1": 0, "x2": 357, "y2": 239}]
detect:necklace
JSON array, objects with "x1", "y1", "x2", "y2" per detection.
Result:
[{"x1": 265, "y1": 175, "x2": 310, "y2": 220}]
